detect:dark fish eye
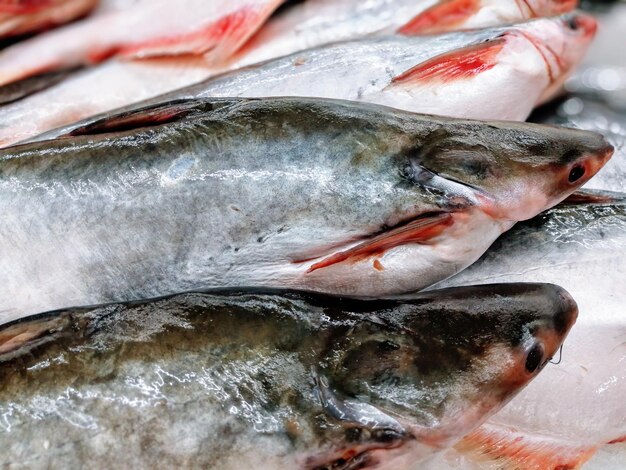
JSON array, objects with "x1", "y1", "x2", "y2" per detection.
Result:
[
  {"x1": 568, "y1": 164, "x2": 586, "y2": 183},
  {"x1": 525, "y1": 343, "x2": 545, "y2": 373},
  {"x1": 566, "y1": 16, "x2": 580, "y2": 31}
]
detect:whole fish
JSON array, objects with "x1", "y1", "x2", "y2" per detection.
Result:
[
  {"x1": 0, "y1": 284, "x2": 578, "y2": 469},
  {"x1": 0, "y1": 96, "x2": 611, "y2": 324},
  {"x1": 0, "y1": 0, "x2": 283, "y2": 86},
  {"x1": 231, "y1": 0, "x2": 579, "y2": 68},
  {"x1": 15, "y1": 13, "x2": 596, "y2": 147},
  {"x1": 434, "y1": 194, "x2": 626, "y2": 469},
  {"x1": 0, "y1": 0, "x2": 99, "y2": 39}
]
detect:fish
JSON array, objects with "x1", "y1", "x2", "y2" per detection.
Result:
[
  {"x1": 433, "y1": 193, "x2": 626, "y2": 469},
  {"x1": 0, "y1": 0, "x2": 98, "y2": 39},
  {"x1": 0, "y1": 0, "x2": 283, "y2": 86},
  {"x1": 0, "y1": 96, "x2": 612, "y2": 324},
  {"x1": 0, "y1": 283, "x2": 578, "y2": 469},
  {"x1": 13, "y1": 13, "x2": 597, "y2": 147},
  {"x1": 230, "y1": 0, "x2": 579, "y2": 68}
]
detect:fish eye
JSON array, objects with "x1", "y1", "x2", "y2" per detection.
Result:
[
  {"x1": 525, "y1": 343, "x2": 545, "y2": 373},
  {"x1": 568, "y1": 164, "x2": 586, "y2": 183},
  {"x1": 566, "y1": 16, "x2": 580, "y2": 31}
]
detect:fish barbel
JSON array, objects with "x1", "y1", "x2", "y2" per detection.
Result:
[
  {"x1": 14, "y1": 13, "x2": 597, "y2": 147},
  {"x1": 434, "y1": 194, "x2": 626, "y2": 469},
  {"x1": 0, "y1": 284, "x2": 577, "y2": 469},
  {"x1": 0, "y1": 96, "x2": 611, "y2": 323},
  {"x1": 0, "y1": 0, "x2": 98, "y2": 39},
  {"x1": 0, "y1": 0, "x2": 284, "y2": 86}
]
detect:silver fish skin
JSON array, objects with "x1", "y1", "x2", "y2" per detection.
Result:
[
  {"x1": 230, "y1": 0, "x2": 579, "y2": 67},
  {"x1": 0, "y1": 97, "x2": 612, "y2": 324},
  {"x1": 19, "y1": 13, "x2": 595, "y2": 147},
  {"x1": 435, "y1": 194, "x2": 626, "y2": 467},
  {"x1": 0, "y1": 284, "x2": 577, "y2": 469}
]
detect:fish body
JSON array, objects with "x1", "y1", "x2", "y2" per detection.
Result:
[
  {"x1": 0, "y1": 284, "x2": 577, "y2": 469},
  {"x1": 0, "y1": 0, "x2": 283, "y2": 86},
  {"x1": 0, "y1": 0, "x2": 98, "y2": 39},
  {"x1": 0, "y1": 96, "x2": 611, "y2": 323},
  {"x1": 233, "y1": 0, "x2": 578, "y2": 68},
  {"x1": 436, "y1": 195, "x2": 626, "y2": 468},
  {"x1": 15, "y1": 14, "x2": 596, "y2": 147}
]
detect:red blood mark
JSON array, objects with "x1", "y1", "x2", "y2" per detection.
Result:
[
  {"x1": 398, "y1": 0, "x2": 480, "y2": 35},
  {"x1": 118, "y1": 6, "x2": 259, "y2": 59},
  {"x1": 373, "y1": 260, "x2": 385, "y2": 271},
  {"x1": 306, "y1": 213, "x2": 453, "y2": 274},
  {"x1": 608, "y1": 436, "x2": 626, "y2": 444},
  {"x1": 391, "y1": 38, "x2": 506, "y2": 86},
  {"x1": 0, "y1": 0, "x2": 56, "y2": 14}
]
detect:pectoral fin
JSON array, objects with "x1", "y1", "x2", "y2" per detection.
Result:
[{"x1": 306, "y1": 212, "x2": 453, "y2": 274}]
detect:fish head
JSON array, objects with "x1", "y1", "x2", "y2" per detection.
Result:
[
  {"x1": 512, "y1": 12, "x2": 597, "y2": 102},
  {"x1": 398, "y1": 0, "x2": 578, "y2": 35},
  {"x1": 311, "y1": 284, "x2": 577, "y2": 467},
  {"x1": 386, "y1": 14, "x2": 595, "y2": 121},
  {"x1": 415, "y1": 120, "x2": 613, "y2": 221}
]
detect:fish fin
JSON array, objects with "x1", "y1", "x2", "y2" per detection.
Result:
[
  {"x1": 562, "y1": 190, "x2": 626, "y2": 206},
  {"x1": 389, "y1": 38, "x2": 505, "y2": 87},
  {"x1": 0, "y1": 0, "x2": 58, "y2": 14},
  {"x1": 0, "y1": 67, "x2": 80, "y2": 106},
  {"x1": 305, "y1": 371, "x2": 408, "y2": 470},
  {"x1": 115, "y1": 2, "x2": 282, "y2": 63},
  {"x1": 398, "y1": 0, "x2": 480, "y2": 35},
  {"x1": 306, "y1": 212, "x2": 453, "y2": 274},
  {"x1": 66, "y1": 100, "x2": 215, "y2": 137},
  {"x1": 455, "y1": 422, "x2": 599, "y2": 470},
  {"x1": 0, "y1": 315, "x2": 72, "y2": 361}
]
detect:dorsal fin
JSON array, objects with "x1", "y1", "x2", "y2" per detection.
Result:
[{"x1": 67, "y1": 100, "x2": 222, "y2": 137}]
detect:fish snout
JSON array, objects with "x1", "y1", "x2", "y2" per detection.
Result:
[{"x1": 562, "y1": 11, "x2": 598, "y2": 40}]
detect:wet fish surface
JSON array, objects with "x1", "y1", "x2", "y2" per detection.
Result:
[
  {"x1": 0, "y1": 284, "x2": 577, "y2": 469},
  {"x1": 230, "y1": 0, "x2": 578, "y2": 68},
  {"x1": 435, "y1": 194, "x2": 626, "y2": 468},
  {"x1": 20, "y1": 13, "x2": 596, "y2": 147},
  {"x1": 0, "y1": 96, "x2": 611, "y2": 324}
]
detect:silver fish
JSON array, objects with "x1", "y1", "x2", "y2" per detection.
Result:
[
  {"x1": 0, "y1": 283, "x2": 578, "y2": 469},
  {"x1": 17, "y1": 13, "x2": 596, "y2": 147},
  {"x1": 435, "y1": 194, "x2": 626, "y2": 468},
  {"x1": 0, "y1": 96, "x2": 612, "y2": 324}
]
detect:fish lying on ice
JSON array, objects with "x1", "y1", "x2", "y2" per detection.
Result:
[
  {"x1": 0, "y1": 96, "x2": 612, "y2": 323},
  {"x1": 15, "y1": 13, "x2": 597, "y2": 147},
  {"x1": 0, "y1": 0, "x2": 99, "y2": 39},
  {"x1": 0, "y1": 284, "x2": 578, "y2": 469},
  {"x1": 230, "y1": 0, "x2": 579, "y2": 68},
  {"x1": 0, "y1": 0, "x2": 284, "y2": 86},
  {"x1": 433, "y1": 193, "x2": 626, "y2": 469}
]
